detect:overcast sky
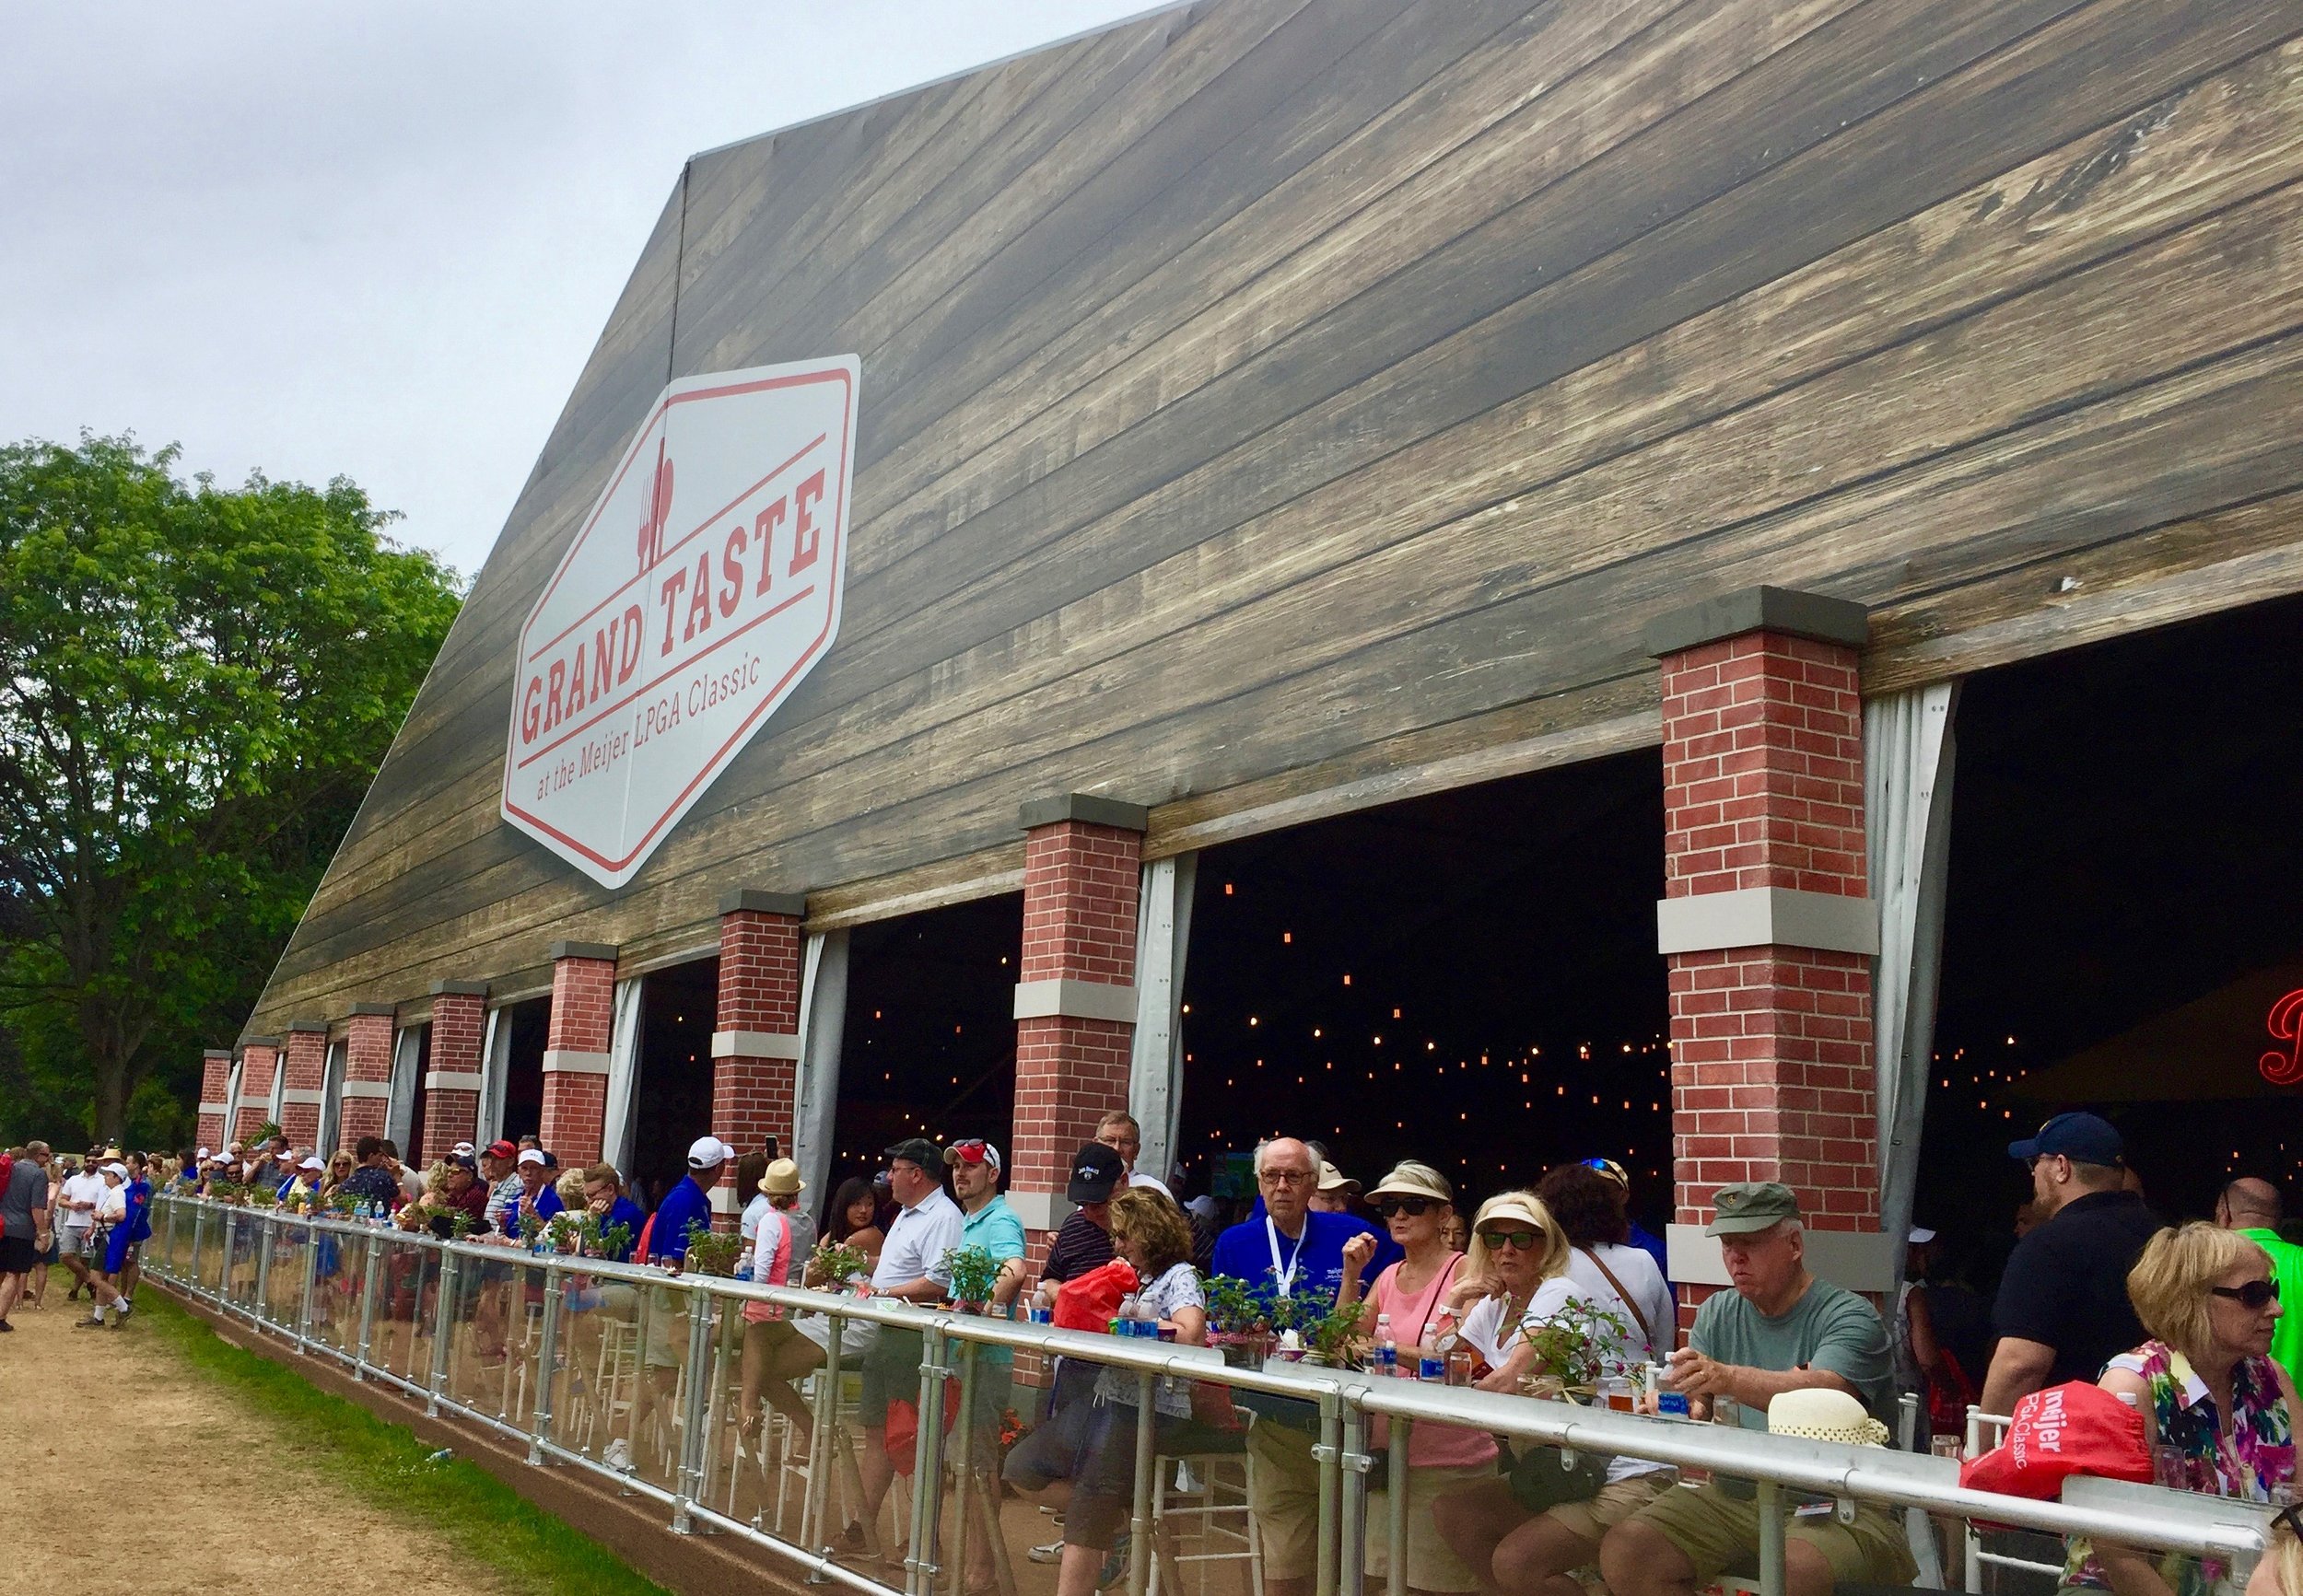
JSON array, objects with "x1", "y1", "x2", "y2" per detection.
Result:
[{"x1": 1, "y1": 2, "x2": 1159, "y2": 581}]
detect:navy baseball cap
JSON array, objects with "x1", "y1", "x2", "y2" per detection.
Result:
[{"x1": 2009, "y1": 1112, "x2": 2123, "y2": 1168}]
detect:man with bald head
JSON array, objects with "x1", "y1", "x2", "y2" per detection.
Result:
[
  {"x1": 2217, "y1": 1176, "x2": 2303, "y2": 1385},
  {"x1": 1211, "y1": 1136, "x2": 1402, "y2": 1596}
]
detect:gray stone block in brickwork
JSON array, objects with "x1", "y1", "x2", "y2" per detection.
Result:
[{"x1": 1642, "y1": 586, "x2": 1869, "y2": 658}]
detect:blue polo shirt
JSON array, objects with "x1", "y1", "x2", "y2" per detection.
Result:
[
  {"x1": 596, "y1": 1195, "x2": 645, "y2": 1262},
  {"x1": 1210, "y1": 1210, "x2": 1401, "y2": 1307},
  {"x1": 649, "y1": 1175, "x2": 716, "y2": 1264}
]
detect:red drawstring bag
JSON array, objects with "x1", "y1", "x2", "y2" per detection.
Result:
[
  {"x1": 1959, "y1": 1381, "x2": 2151, "y2": 1498},
  {"x1": 883, "y1": 1380, "x2": 966, "y2": 1475},
  {"x1": 1053, "y1": 1258, "x2": 1140, "y2": 1333},
  {"x1": 1928, "y1": 1347, "x2": 1979, "y2": 1438}
]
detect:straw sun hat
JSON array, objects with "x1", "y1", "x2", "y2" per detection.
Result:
[{"x1": 1766, "y1": 1387, "x2": 1890, "y2": 1447}]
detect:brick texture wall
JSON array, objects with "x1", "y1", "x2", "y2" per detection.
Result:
[
  {"x1": 339, "y1": 1011, "x2": 395, "y2": 1150},
  {"x1": 714, "y1": 908, "x2": 802, "y2": 1221},
  {"x1": 235, "y1": 1043, "x2": 280, "y2": 1141},
  {"x1": 1013, "y1": 819, "x2": 1141, "y2": 1217},
  {"x1": 542, "y1": 953, "x2": 616, "y2": 1166},
  {"x1": 196, "y1": 1052, "x2": 232, "y2": 1151},
  {"x1": 424, "y1": 992, "x2": 485, "y2": 1165},
  {"x1": 280, "y1": 1028, "x2": 328, "y2": 1148},
  {"x1": 1660, "y1": 629, "x2": 1873, "y2": 1322}
]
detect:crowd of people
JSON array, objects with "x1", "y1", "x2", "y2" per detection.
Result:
[{"x1": 6, "y1": 1102, "x2": 2299, "y2": 1596}]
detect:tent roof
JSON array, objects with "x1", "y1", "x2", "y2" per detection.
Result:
[{"x1": 2013, "y1": 957, "x2": 2303, "y2": 1103}]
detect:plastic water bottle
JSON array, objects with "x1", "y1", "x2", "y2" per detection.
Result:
[
  {"x1": 1653, "y1": 1360, "x2": 1691, "y2": 1420},
  {"x1": 734, "y1": 1247, "x2": 754, "y2": 1282},
  {"x1": 1434, "y1": 1306, "x2": 1472, "y2": 1387},
  {"x1": 1115, "y1": 1293, "x2": 1140, "y2": 1337},
  {"x1": 1418, "y1": 1350, "x2": 1446, "y2": 1381},
  {"x1": 1373, "y1": 1314, "x2": 1398, "y2": 1378}
]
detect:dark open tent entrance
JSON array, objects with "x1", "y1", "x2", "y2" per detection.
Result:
[
  {"x1": 1920, "y1": 590, "x2": 2303, "y2": 1271},
  {"x1": 494, "y1": 996, "x2": 550, "y2": 1147},
  {"x1": 1174, "y1": 750, "x2": 1673, "y2": 1232},
  {"x1": 830, "y1": 893, "x2": 1023, "y2": 1194},
  {"x1": 626, "y1": 958, "x2": 718, "y2": 1213}
]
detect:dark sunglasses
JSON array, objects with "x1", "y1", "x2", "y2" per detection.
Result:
[
  {"x1": 1375, "y1": 1196, "x2": 1435, "y2": 1217},
  {"x1": 1479, "y1": 1228, "x2": 1542, "y2": 1251},
  {"x1": 2210, "y1": 1278, "x2": 2279, "y2": 1310}
]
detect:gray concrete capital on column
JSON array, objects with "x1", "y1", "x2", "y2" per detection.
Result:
[
  {"x1": 549, "y1": 940, "x2": 620, "y2": 962},
  {"x1": 719, "y1": 889, "x2": 807, "y2": 917},
  {"x1": 241, "y1": 1035, "x2": 280, "y2": 1051},
  {"x1": 429, "y1": 980, "x2": 490, "y2": 997},
  {"x1": 1018, "y1": 793, "x2": 1150, "y2": 833},
  {"x1": 203, "y1": 1048, "x2": 232, "y2": 1061},
  {"x1": 286, "y1": 1019, "x2": 329, "y2": 1034},
  {"x1": 1642, "y1": 586, "x2": 1869, "y2": 658},
  {"x1": 349, "y1": 1002, "x2": 398, "y2": 1018}
]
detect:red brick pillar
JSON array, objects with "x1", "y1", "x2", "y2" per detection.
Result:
[
  {"x1": 543, "y1": 941, "x2": 618, "y2": 1168},
  {"x1": 423, "y1": 983, "x2": 488, "y2": 1165},
  {"x1": 1647, "y1": 588, "x2": 1883, "y2": 1322},
  {"x1": 1011, "y1": 796, "x2": 1146, "y2": 1248},
  {"x1": 338, "y1": 1005, "x2": 397, "y2": 1151},
  {"x1": 278, "y1": 1021, "x2": 329, "y2": 1149},
  {"x1": 196, "y1": 1050, "x2": 233, "y2": 1151},
  {"x1": 714, "y1": 891, "x2": 804, "y2": 1226},
  {"x1": 235, "y1": 1039, "x2": 280, "y2": 1142}
]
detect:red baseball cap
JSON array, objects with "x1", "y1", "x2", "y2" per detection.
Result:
[{"x1": 485, "y1": 1139, "x2": 517, "y2": 1159}]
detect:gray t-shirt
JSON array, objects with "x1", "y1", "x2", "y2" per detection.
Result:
[
  {"x1": 1, "y1": 1159, "x2": 49, "y2": 1237},
  {"x1": 1690, "y1": 1274, "x2": 1895, "y2": 1425}
]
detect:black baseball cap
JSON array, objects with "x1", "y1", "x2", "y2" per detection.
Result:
[
  {"x1": 884, "y1": 1137, "x2": 941, "y2": 1169},
  {"x1": 1067, "y1": 1142, "x2": 1124, "y2": 1204},
  {"x1": 2009, "y1": 1112, "x2": 2123, "y2": 1168}
]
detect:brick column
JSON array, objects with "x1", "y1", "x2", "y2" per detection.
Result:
[
  {"x1": 1011, "y1": 795, "x2": 1146, "y2": 1245},
  {"x1": 277, "y1": 1021, "x2": 330, "y2": 1149},
  {"x1": 714, "y1": 891, "x2": 804, "y2": 1226},
  {"x1": 423, "y1": 982, "x2": 488, "y2": 1165},
  {"x1": 235, "y1": 1039, "x2": 280, "y2": 1142},
  {"x1": 1646, "y1": 588, "x2": 1885, "y2": 1321},
  {"x1": 338, "y1": 1004, "x2": 397, "y2": 1151},
  {"x1": 542, "y1": 941, "x2": 618, "y2": 1167},
  {"x1": 196, "y1": 1050, "x2": 233, "y2": 1151}
]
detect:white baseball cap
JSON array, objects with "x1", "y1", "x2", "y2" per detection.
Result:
[
  {"x1": 299, "y1": 1156, "x2": 326, "y2": 1171},
  {"x1": 517, "y1": 1148, "x2": 547, "y2": 1168},
  {"x1": 685, "y1": 1136, "x2": 734, "y2": 1169},
  {"x1": 450, "y1": 1141, "x2": 476, "y2": 1157},
  {"x1": 102, "y1": 1161, "x2": 129, "y2": 1178}
]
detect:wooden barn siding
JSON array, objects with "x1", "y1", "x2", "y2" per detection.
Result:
[{"x1": 243, "y1": 0, "x2": 2303, "y2": 1033}]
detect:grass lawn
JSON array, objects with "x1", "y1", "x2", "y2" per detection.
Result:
[{"x1": 141, "y1": 1287, "x2": 671, "y2": 1595}]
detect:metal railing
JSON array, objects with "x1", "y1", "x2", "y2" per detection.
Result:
[{"x1": 143, "y1": 1195, "x2": 2275, "y2": 1596}]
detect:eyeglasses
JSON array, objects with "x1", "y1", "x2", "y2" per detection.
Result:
[
  {"x1": 2211, "y1": 1279, "x2": 2280, "y2": 1310},
  {"x1": 1479, "y1": 1229, "x2": 1542, "y2": 1251},
  {"x1": 1260, "y1": 1169, "x2": 1314, "y2": 1186},
  {"x1": 1374, "y1": 1196, "x2": 1435, "y2": 1217}
]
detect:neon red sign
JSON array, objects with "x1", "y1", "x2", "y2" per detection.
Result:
[{"x1": 2262, "y1": 989, "x2": 2303, "y2": 1086}]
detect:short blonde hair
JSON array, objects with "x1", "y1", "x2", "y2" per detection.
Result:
[
  {"x1": 2126, "y1": 1221, "x2": 2264, "y2": 1366},
  {"x1": 1464, "y1": 1192, "x2": 1571, "y2": 1284}
]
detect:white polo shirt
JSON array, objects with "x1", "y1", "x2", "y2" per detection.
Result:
[
  {"x1": 59, "y1": 1171, "x2": 106, "y2": 1231},
  {"x1": 871, "y1": 1186, "x2": 964, "y2": 1292}
]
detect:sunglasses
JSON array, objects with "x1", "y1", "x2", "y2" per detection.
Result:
[
  {"x1": 1479, "y1": 1228, "x2": 1542, "y2": 1251},
  {"x1": 1375, "y1": 1196, "x2": 1435, "y2": 1218},
  {"x1": 2210, "y1": 1278, "x2": 2280, "y2": 1310},
  {"x1": 945, "y1": 1139, "x2": 994, "y2": 1167}
]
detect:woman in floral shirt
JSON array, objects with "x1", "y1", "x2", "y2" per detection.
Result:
[{"x1": 2065, "y1": 1222, "x2": 2297, "y2": 1596}]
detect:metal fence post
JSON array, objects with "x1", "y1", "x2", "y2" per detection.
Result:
[
  {"x1": 355, "y1": 1229, "x2": 383, "y2": 1380},
  {"x1": 1386, "y1": 1415, "x2": 1411, "y2": 1596},
  {"x1": 906, "y1": 1321, "x2": 951, "y2": 1596},
  {"x1": 427, "y1": 1245, "x2": 458, "y2": 1415},
  {"x1": 532, "y1": 1256, "x2": 564, "y2": 1464},
  {"x1": 1314, "y1": 1388, "x2": 1343, "y2": 1596},
  {"x1": 1339, "y1": 1396, "x2": 1372, "y2": 1596},
  {"x1": 949, "y1": 1338, "x2": 979, "y2": 1596},
  {"x1": 802, "y1": 1304, "x2": 846, "y2": 1555},
  {"x1": 1756, "y1": 1476, "x2": 1787, "y2": 1596},
  {"x1": 221, "y1": 1208, "x2": 238, "y2": 1309},
  {"x1": 189, "y1": 1201, "x2": 206, "y2": 1297},
  {"x1": 673, "y1": 1287, "x2": 716, "y2": 1532},
  {"x1": 253, "y1": 1212, "x2": 276, "y2": 1326},
  {"x1": 1129, "y1": 1369, "x2": 1158, "y2": 1596},
  {"x1": 296, "y1": 1218, "x2": 321, "y2": 1354}
]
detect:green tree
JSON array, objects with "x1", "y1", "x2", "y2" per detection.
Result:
[{"x1": 0, "y1": 433, "x2": 462, "y2": 1146}]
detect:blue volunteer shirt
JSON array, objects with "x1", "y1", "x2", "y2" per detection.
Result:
[
  {"x1": 1210, "y1": 1209, "x2": 1402, "y2": 1306},
  {"x1": 597, "y1": 1195, "x2": 646, "y2": 1262},
  {"x1": 650, "y1": 1175, "x2": 716, "y2": 1264}
]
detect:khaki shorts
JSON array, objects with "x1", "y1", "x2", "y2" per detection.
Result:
[
  {"x1": 1626, "y1": 1481, "x2": 1917, "y2": 1587},
  {"x1": 1366, "y1": 1463, "x2": 1498, "y2": 1591},
  {"x1": 1544, "y1": 1468, "x2": 1676, "y2": 1544},
  {"x1": 1245, "y1": 1416, "x2": 1322, "y2": 1580}
]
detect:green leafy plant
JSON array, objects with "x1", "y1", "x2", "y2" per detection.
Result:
[
  {"x1": 1518, "y1": 1294, "x2": 1635, "y2": 1396},
  {"x1": 683, "y1": 1219, "x2": 742, "y2": 1276},
  {"x1": 811, "y1": 1240, "x2": 869, "y2": 1289},
  {"x1": 328, "y1": 1190, "x2": 360, "y2": 1217},
  {"x1": 597, "y1": 1220, "x2": 634, "y2": 1263},
  {"x1": 941, "y1": 1242, "x2": 1002, "y2": 1307},
  {"x1": 249, "y1": 1121, "x2": 285, "y2": 1146},
  {"x1": 516, "y1": 1208, "x2": 544, "y2": 1247},
  {"x1": 447, "y1": 1208, "x2": 477, "y2": 1241},
  {"x1": 1202, "y1": 1275, "x2": 1267, "y2": 1335}
]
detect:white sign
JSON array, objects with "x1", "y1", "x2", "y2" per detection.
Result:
[{"x1": 501, "y1": 356, "x2": 860, "y2": 889}]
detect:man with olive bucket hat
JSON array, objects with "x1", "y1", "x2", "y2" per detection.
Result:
[{"x1": 1599, "y1": 1182, "x2": 1911, "y2": 1596}]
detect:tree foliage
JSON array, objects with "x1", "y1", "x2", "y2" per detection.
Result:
[{"x1": 0, "y1": 433, "x2": 463, "y2": 1146}]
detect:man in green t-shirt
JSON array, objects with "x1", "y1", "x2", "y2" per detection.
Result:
[
  {"x1": 2217, "y1": 1177, "x2": 2303, "y2": 1387},
  {"x1": 1600, "y1": 1183, "x2": 1916, "y2": 1596}
]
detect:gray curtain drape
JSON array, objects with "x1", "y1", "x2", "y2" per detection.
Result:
[
  {"x1": 1867, "y1": 681, "x2": 1960, "y2": 1269},
  {"x1": 1128, "y1": 854, "x2": 1198, "y2": 1184},
  {"x1": 477, "y1": 1006, "x2": 507, "y2": 1145},
  {"x1": 602, "y1": 976, "x2": 646, "y2": 1175},
  {"x1": 792, "y1": 928, "x2": 848, "y2": 1205},
  {"x1": 386, "y1": 1025, "x2": 419, "y2": 1150}
]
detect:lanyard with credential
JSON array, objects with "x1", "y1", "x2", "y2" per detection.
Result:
[{"x1": 1267, "y1": 1215, "x2": 1308, "y2": 1298}]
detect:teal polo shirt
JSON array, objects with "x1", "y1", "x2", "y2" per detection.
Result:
[{"x1": 960, "y1": 1193, "x2": 1026, "y2": 1368}]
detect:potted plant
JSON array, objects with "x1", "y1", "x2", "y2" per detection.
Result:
[
  {"x1": 1203, "y1": 1275, "x2": 1272, "y2": 1368},
  {"x1": 683, "y1": 1219, "x2": 743, "y2": 1277},
  {"x1": 941, "y1": 1242, "x2": 1003, "y2": 1311},
  {"x1": 810, "y1": 1239, "x2": 871, "y2": 1292},
  {"x1": 1516, "y1": 1295, "x2": 1633, "y2": 1402}
]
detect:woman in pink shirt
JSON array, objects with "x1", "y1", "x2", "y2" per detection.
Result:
[{"x1": 1340, "y1": 1161, "x2": 1491, "y2": 1595}]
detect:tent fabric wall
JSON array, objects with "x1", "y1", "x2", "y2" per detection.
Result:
[
  {"x1": 792, "y1": 929, "x2": 848, "y2": 1205},
  {"x1": 602, "y1": 976, "x2": 647, "y2": 1174},
  {"x1": 477, "y1": 1006, "x2": 507, "y2": 1146},
  {"x1": 317, "y1": 1040, "x2": 347, "y2": 1158},
  {"x1": 1128, "y1": 853, "x2": 1197, "y2": 1184},
  {"x1": 386, "y1": 1025, "x2": 419, "y2": 1150},
  {"x1": 1867, "y1": 681, "x2": 1959, "y2": 1267}
]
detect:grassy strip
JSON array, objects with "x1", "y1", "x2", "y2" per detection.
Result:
[{"x1": 139, "y1": 1286, "x2": 671, "y2": 1596}]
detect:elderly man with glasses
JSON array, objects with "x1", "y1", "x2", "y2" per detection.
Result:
[{"x1": 1210, "y1": 1136, "x2": 1403, "y2": 1596}]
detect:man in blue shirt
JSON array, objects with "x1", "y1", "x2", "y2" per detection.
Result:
[
  {"x1": 649, "y1": 1136, "x2": 729, "y2": 1267},
  {"x1": 1212, "y1": 1136, "x2": 1402, "y2": 1596},
  {"x1": 947, "y1": 1137, "x2": 1026, "y2": 1593}
]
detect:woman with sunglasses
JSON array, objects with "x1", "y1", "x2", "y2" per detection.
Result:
[
  {"x1": 1338, "y1": 1162, "x2": 1490, "y2": 1595},
  {"x1": 2063, "y1": 1222, "x2": 2296, "y2": 1596},
  {"x1": 1433, "y1": 1190, "x2": 1673, "y2": 1596}
]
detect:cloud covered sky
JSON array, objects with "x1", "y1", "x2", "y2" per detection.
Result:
[{"x1": 2, "y1": 2, "x2": 1157, "y2": 580}]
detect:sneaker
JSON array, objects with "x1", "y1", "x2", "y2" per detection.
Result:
[
  {"x1": 1027, "y1": 1541, "x2": 1064, "y2": 1566},
  {"x1": 1097, "y1": 1538, "x2": 1131, "y2": 1590},
  {"x1": 114, "y1": 1301, "x2": 132, "y2": 1322},
  {"x1": 0, "y1": 1320, "x2": 14, "y2": 1332},
  {"x1": 602, "y1": 1438, "x2": 634, "y2": 1472},
  {"x1": 74, "y1": 1315, "x2": 107, "y2": 1330}
]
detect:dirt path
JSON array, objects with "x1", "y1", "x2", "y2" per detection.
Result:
[{"x1": 0, "y1": 1273, "x2": 518, "y2": 1594}]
